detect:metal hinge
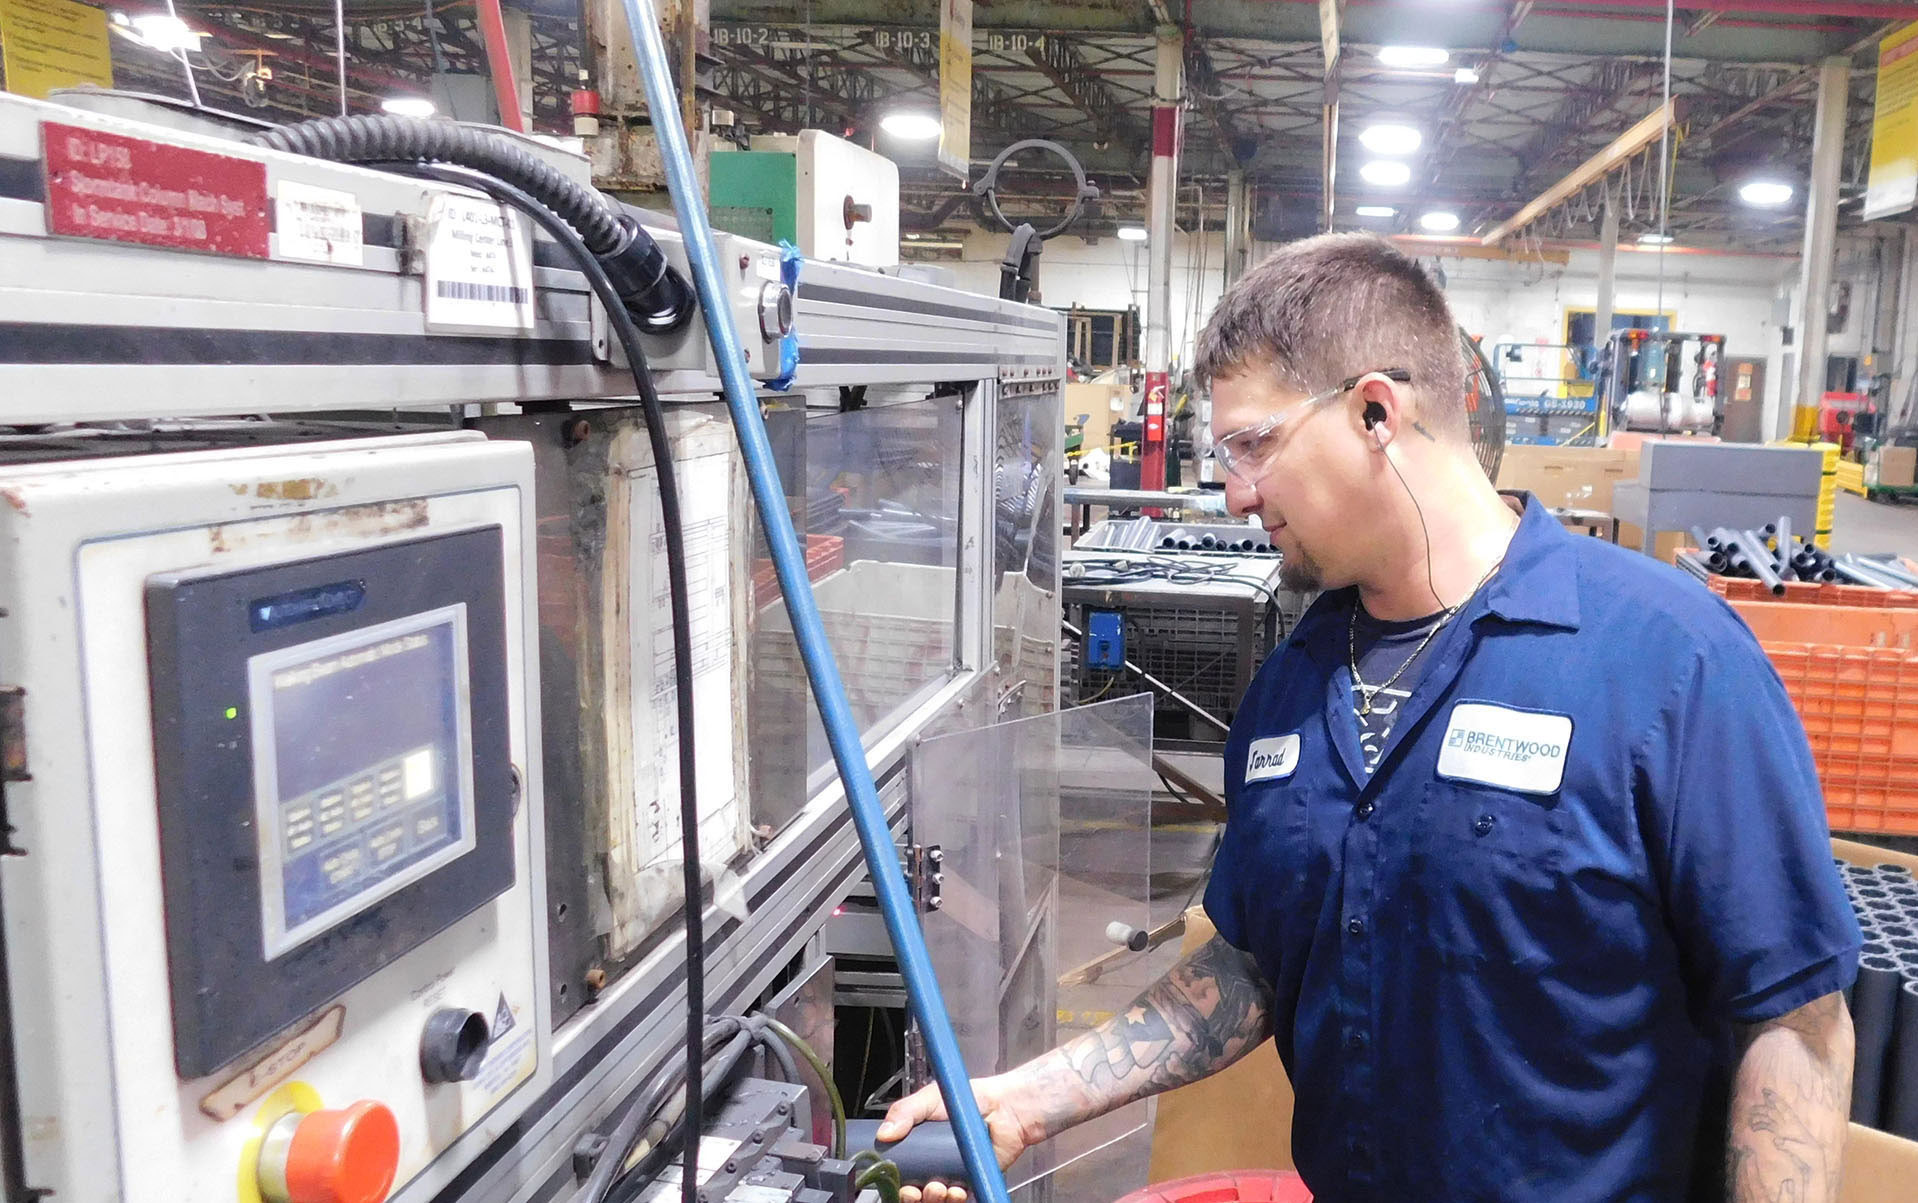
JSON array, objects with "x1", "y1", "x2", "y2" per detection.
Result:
[{"x1": 906, "y1": 843, "x2": 944, "y2": 912}]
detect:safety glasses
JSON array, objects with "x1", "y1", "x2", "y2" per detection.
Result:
[{"x1": 1209, "y1": 368, "x2": 1412, "y2": 484}]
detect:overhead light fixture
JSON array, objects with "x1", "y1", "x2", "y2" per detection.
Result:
[
  {"x1": 1739, "y1": 178, "x2": 1795, "y2": 207},
  {"x1": 1454, "y1": 66, "x2": 1481, "y2": 85},
  {"x1": 1359, "y1": 159, "x2": 1412, "y2": 187},
  {"x1": 1419, "y1": 211, "x2": 1461, "y2": 232},
  {"x1": 117, "y1": 12, "x2": 205, "y2": 53},
  {"x1": 1377, "y1": 45, "x2": 1449, "y2": 69},
  {"x1": 879, "y1": 111, "x2": 942, "y2": 141},
  {"x1": 1356, "y1": 205, "x2": 1397, "y2": 218},
  {"x1": 1117, "y1": 225, "x2": 1149, "y2": 242},
  {"x1": 1359, "y1": 123, "x2": 1422, "y2": 156},
  {"x1": 381, "y1": 96, "x2": 436, "y2": 118},
  {"x1": 1637, "y1": 231, "x2": 1675, "y2": 245}
]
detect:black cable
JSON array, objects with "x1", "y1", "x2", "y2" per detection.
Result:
[
  {"x1": 1379, "y1": 442, "x2": 1445, "y2": 616},
  {"x1": 388, "y1": 163, "x2": 706, "y2": 1203},
  {"x1": 249, "y1": 117, "x2": 692, "y2": 334}
]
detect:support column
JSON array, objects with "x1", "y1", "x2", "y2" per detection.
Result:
[
  {"x1": 1142, "y1": 24, "x2": 1184, "y2": 492},
  {"x1": 1793, "y1": 56, "x2": 1850, "y2": 439},
  {"x1": 1224, "y1": 169, "x2": 1248, "y2": 289},
  {"x1": 1594, "y1": 190, "x2": 1619, "y2": 354}
]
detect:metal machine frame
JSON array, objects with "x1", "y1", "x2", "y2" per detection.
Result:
[{"x1": 0, "y1": 91, "x2": 1065, "y2": 1203}]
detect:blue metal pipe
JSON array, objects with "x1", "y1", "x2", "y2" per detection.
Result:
[{"x1": 609, "y1": 6, "x2": 1013, "y2": 1202}]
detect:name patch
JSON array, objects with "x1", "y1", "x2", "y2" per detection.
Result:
[
  {"x1": 1436, "y1": 703, "x2": 1572, "y2": 795},
  {"x1": 1244, "y1": 734, "x2": 1301, "y2": 784}
]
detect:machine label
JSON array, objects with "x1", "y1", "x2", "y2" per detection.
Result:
[
  {"x1": 1436, "y1": 703, "x2": 1573, "y2": 795},
  {"x1": 274, "y1": 179, "x2": 364, "y2": 266},
  {"x1": 1244, "y1": 733, "x2": 1300, "y2": 784},
  {"x1": 41, "y1": 120, "x2": 269, "y2": 258},
  {"x1": 197, "y1": 1005, "x2": 345, "y2": 1120},
  {"x1": 423, "y1": 191, "x2": 537, "y2": 333}
]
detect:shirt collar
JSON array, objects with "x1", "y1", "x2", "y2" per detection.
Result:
[
  {"x1": 1286, "y1": 491, "x2": 1581, "y2": 648},
  {"x1": 1479, "y1": 493, "x2": 1582, "y2": 632}
]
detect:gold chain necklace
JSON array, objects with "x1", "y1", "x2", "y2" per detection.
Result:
[{"x1": 1348, "y1": 559, "x2": 1503, "y2": 719}]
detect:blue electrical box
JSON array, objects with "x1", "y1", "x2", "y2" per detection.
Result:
[{"x1": 1085, "y1": 611, "x2": 1125, "y2": 668}]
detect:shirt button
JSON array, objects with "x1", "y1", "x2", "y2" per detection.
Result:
[
  {"x1": 1474, "y1": 813, "x2": 1496, "y2": 836},
  {"x1": 1347, "y1": 1030, "x2": 1366, "y2": 1050},
  {"x1": 1347, "y1": 916, "x2": 1366, "y2": 936},
  {"x1": 1355, "y1": 800, "x2": 1375, "y2": 820}
]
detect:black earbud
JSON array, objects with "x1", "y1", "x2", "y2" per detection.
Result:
[{"x1": 1363, "y1": 401, "x2": 1387, "y2": 431}]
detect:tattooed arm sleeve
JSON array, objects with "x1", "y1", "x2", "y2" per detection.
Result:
[
  {"x1": 1012, "y1": 934, "x2": 1277, "y2": 1142},
  {"x1": 1725, "y1": 992, "x2": 1854, "y2": 1203}
]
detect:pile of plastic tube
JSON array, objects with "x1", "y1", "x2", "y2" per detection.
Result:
[{"x1": 1843, "y1": 858, "x2": 1918, "y2": 1138}]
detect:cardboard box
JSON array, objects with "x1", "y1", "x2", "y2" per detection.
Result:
[
  {"x1": 1869, "y1": 446, "x2": 1917, "y2": 489},
  {"x1": 1616, "y1": 522, "x2": 1688, "y2": 565},
  {"x1": 1495, "y1": 445, "x2": 1638, "y2": 512},
  {"x1": 1066, "y1": 382, "x2": 1131, "y2": 455},
  {"x1": 1149, "y1": 856, "x2": 1918, "y2": 1198}
]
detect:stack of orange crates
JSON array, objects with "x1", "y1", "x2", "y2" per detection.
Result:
[{"x1": 1728, "y1": 598, "x2": 1918, "y2": 835}]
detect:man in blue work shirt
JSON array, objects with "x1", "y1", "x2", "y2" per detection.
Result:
[{"x1": 879, "y1": 233, "x2": 1860, "y2": 1201}]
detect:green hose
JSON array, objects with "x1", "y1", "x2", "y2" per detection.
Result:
[{"x1": 758, "y1": 1016, "x2": 848, "y2": 1158}]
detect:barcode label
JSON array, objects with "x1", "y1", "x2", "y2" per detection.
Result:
[
  {"x1": 435, "y1": 280, "x2": 529, "y2": 304},
  {"x1": 422, "y1": 191, "x2": 536, "y2": 331}
]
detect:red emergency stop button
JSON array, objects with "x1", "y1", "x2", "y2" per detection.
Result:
[{"x1": 258, "y1": 1100, "x2": 401, "y2": 1203}]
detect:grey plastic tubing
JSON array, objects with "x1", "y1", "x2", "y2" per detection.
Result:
[{"x1": 1892, "y1": 978, "x2": 1918, "y2": 1139}]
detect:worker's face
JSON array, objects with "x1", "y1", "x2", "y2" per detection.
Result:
[{"x1": 1211, "y1": 368, "x2": 1369, "y2": 593}]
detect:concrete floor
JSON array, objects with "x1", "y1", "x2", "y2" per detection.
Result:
[{"x1": 1828, "y1": 490, "x2": 1918, "y2": 560}]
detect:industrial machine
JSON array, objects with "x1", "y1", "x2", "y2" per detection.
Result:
[
  {"x1": 0, "y1": 88, "x2": 1069, "y2": 1203},
  {"x1": 1062, "y1": 518, "x2": 1299, "y2": 748},
  {"x1": 1596, "y1": 329, "x2": 1727, "y2": 436}
]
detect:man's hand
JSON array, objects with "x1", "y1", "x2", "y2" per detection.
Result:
[
  {"x1": 1726, "y1": 991, "x2": 1853, "y2": 1203},
  {"x1": 868, "y1": 936, "x2": 1275, "y2": 1203},
  {"x1": 877, "y1": 1072, "x2": 1045, "y2": 1203}
]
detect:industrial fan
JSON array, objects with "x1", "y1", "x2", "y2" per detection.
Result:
[{"x1": 1461, "y1": 328, "x2": 1505, "y2": 481}]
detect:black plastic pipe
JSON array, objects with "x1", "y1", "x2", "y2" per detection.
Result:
[
  {"x1": 1729, "y1": 529, "x2": 1787, "y2": 596},
  {"x1": 1890, "y1": 977, "x2": 1918, "y2": 1140},
  {"x1": 1854, "y1": 951, "x2": 1902, "y2": 1126}
]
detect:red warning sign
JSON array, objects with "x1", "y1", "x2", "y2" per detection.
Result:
[{"x1": 41, "y1": 120, "x2": 269, "y2": 258}]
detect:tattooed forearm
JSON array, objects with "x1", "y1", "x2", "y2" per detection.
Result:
[
  {"x1": 1726, "y1": 992, "x2": 1853, "y2": 1203},
  {"x1": 1013, "y1": 935, "x2": 1276, "y2": 1141}
]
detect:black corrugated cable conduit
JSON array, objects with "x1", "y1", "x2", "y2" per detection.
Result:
[{"x1": 249, "y1": 115, "x2": 694, "y2": 335}]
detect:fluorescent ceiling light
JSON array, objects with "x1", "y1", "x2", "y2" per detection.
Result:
[
  {"x1": 879, "y1": 111, "x2": 942, "y2": 141},
  {"x1": 1454, "y1": 66, "x2": 1481, "y2": 85},
  {"x1": 381, "y1": 96, "x2": 436, "y2": 118},
  {"x1": 1359, "y1": 159, "x2": 1412, "y2": 187},
  {"x1": 1377, "y1": 45, "x2": 1449, "y2": 69},
  {"x1": 1739, "y1": 179, "x2": 1794, "y2": 207},
  {"x1": 1356, "y1": 205, "x2": 1397, "y2": 218},
  {"x1": 1117, "y1": 225, "x2": 1149, "y2": 242},
  {"x1": 121, "y1": 13, "x2": 204, "y2": 53},
  {"x1": 1418, "y1": 211, "x2": 1461, "y2": 232},
  {"x1": 1359, "y1": 123, "x2": 1422, "y2": 156},
  {"x1": 1637, "y1": 231, "x2": 1675, "y2": 245}
]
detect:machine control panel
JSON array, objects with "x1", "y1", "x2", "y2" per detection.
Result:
[
  {"x1": 250, "y1": 607, "x2": 477, "y2": 957},
  {"x1": 146, "y1": 527, "x2": 517, "y2": 1078}
]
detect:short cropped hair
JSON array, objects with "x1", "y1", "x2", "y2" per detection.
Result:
[{"x1": 1193, "y1": 233, "x2": 1469, "y2": 438}]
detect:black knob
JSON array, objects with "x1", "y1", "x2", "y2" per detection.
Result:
[{"x1": 420, "y1": 1008, "x2": 492, "y2": 1084}]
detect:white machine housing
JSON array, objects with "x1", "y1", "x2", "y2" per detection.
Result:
[{"x1": 0, "y1": 432, "x2": 549, "y2": 1202}]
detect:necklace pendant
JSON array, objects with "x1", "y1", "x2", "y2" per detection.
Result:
[{"x1": 1359, "y1": 698, "x2": 1373, "y2": 717}]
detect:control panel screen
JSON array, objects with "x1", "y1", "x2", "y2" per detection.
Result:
[{"x1": 248, "y1": 605, "x2": 477, "y2": 958}]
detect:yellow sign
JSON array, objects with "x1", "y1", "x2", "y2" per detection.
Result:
[
  {"x1": 0, "y1": 0, "x2": 112, "y2": 100},
  {"x1": 1866, "y1": 23, "x2": 1918, "y2": 220},
  {"x1": 938, "y1": 0, "x2": 971, "y2": 180}
]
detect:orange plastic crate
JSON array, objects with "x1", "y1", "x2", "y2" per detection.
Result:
[
  {"x1": 1708, "y1": 574, "x2": 1918, "y2": 609},
  {"x1": 1757, "y1": 638, "x2": 1918, "y2": 834}
]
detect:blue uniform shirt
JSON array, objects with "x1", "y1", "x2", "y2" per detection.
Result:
[{"x1": 1204, "y1": 495, "x2": 1861, "y2": 1202}]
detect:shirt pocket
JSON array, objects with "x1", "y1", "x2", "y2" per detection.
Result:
[{"x1": 1409, "y1": 777, "x2": 1572, "y2": 970}]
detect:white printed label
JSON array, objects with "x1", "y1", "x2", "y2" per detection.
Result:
[
  {"x1": 1436, "y1": 703, "x2": 1572, "y2": 795},
  {"x1": 274, "y1": 180, "x2": 363, "y2": 266},
  {"x1": 1244, "y1": 733, "x2": 1300, "y2": 784},
  {"x1": 754, "y1": 253, "x2": 780, "y2": 283},
  {"x1": 423, "y1": 191, "x2": 537, "y2": 332}
]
